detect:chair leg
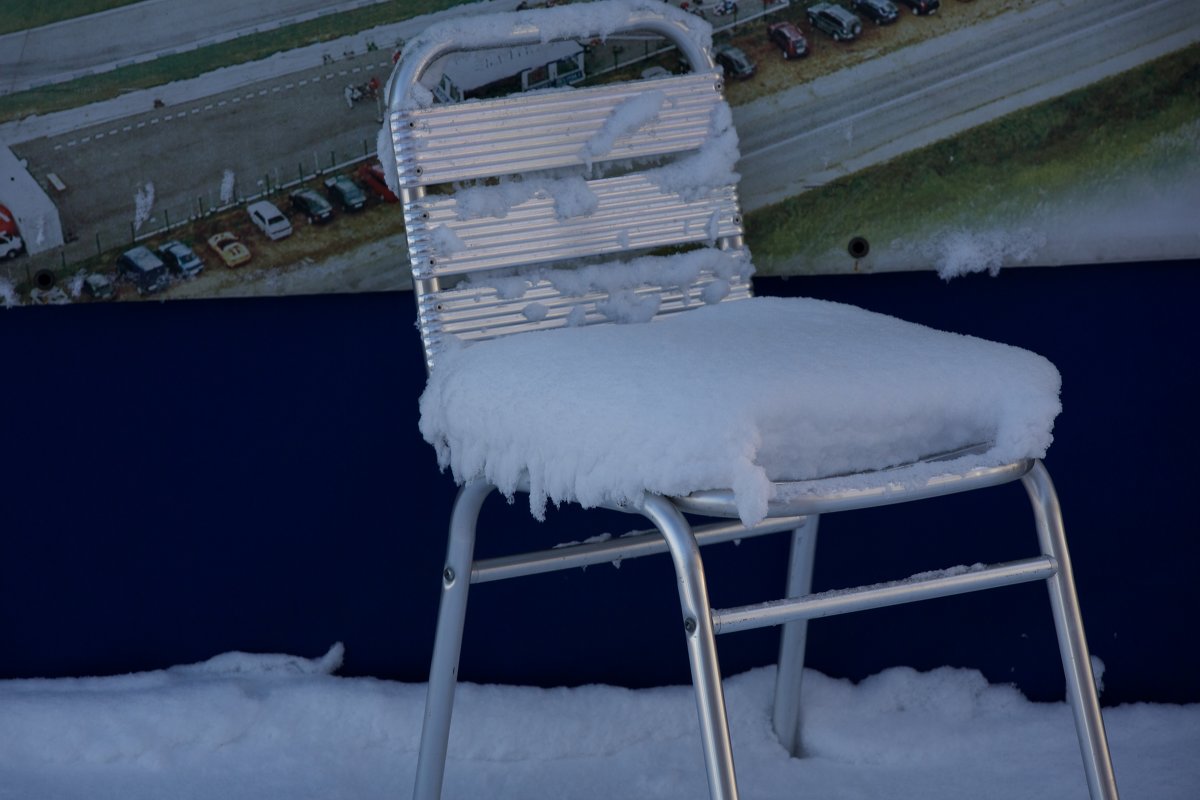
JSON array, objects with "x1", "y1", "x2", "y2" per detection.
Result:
[
  {"x1": 641, "y1": 495, "x2": 740, "y2": 800},
  {"x1": 772, "y1": 514, "x2": 819, "y2": 757},
  {"x1": 413, "y1": 479, "x2": 493, "y2": 800},
  {"x1": 1022, "y1": 461, "x2": 1120, "y2": 800}
]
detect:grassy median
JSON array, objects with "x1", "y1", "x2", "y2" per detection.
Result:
[
  {"x1": 0, "y1": 1, "x2": 469, "y2": 124},
  {"x1": 745, "y1": 43, "x2": 1200, "y2": 274}
]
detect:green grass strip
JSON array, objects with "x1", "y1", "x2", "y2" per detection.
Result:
[
  {"x1": 745, "y1": 44, "x2": 1200, "y2": 274},
  {"x1": 0, "y1": 1, "x2": 143, "y2": 36},
  {"x1": 0, "y1": 0, "x2": 471, "y2": 124}
]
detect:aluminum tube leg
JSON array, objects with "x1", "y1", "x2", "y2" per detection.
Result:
[
  {"x1": 1022, "y1": 461, "x2": 1119, "y2": 800},
  {"x1": 772, "y1": 515, "x2": 819, "y2": 757},
  {"x1": 641, "y1": 495, "x2": 739, "y2": 800},
  {"x1": 413, "y1": 479, "x2": 493, "y2": 800}
]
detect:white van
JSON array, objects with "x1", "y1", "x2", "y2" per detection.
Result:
[
  {"x1": 0, "y1": 231, "x2": 24, "y2": 260},
  {"x1": 247, "y1": 200, "x2": 293, "y2": 241}
]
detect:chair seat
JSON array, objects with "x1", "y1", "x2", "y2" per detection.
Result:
[{"x1": 419, "y1": 295, "x2": 1061, "y2": 525}]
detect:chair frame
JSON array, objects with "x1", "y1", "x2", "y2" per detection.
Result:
[{"x1": 384, "y1": 4, "x2": 1119, "y2": 799}]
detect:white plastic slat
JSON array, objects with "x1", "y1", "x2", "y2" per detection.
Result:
[
  {"x1": 391, "y1": 72, "x2": 723, "y2": 186},
  {"x1": 406, "y1": 173, "x2": 743, "y2": 279}
]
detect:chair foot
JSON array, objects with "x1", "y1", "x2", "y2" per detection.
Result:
[
  {"x1": 1023, "y1": 461, "x2": 1120, "y2": 800},
  {"x1": 641, "y1": 495, "x2": 740, "y2": 800},
  {"x1": 413, "y1": 479, "x2": 493, "y2": 800}
]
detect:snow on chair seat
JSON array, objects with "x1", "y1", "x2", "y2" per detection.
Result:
[
  {"x1": 384, "y1": 3, "x2": 1118, "y2": 800},
  {"x1": 420, "y1": 295, "x2": 1062, "y2": 526}
]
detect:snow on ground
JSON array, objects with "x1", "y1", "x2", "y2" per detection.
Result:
[{"x1": 1, "y1": 644, "x2": 1196, "y2": 799}]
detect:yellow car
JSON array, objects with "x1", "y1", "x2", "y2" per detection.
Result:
[{"x1": 207, "y1": 231, "x2": 251, "y2": 268}]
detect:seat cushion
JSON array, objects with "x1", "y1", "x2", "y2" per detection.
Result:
[{"x1": 419, "y1": 296, "x2": 1061, "y2": 525}]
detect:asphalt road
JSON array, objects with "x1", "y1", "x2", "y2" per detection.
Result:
[
  {"x1": 0, "y1": 0, "x2": 394, "y2": 95},
  {"x1": 734, "y1": 0, "x2": 1200, "y2": 211}
]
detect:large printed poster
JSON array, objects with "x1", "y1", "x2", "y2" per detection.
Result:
[{"x1": 0, "y1": 0, "x2": 1196, "y2": 305}]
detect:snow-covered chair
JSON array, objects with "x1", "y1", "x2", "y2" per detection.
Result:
[{"x1": 382, "y1": 2, "x2": 1118, "y2": 799}]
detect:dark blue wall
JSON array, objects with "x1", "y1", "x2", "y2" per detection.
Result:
[{"x1": 3, "y1": 259, "x2": 1197, "y2": 706}]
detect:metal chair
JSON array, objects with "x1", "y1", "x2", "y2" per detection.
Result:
[{"x1": 381, "y1": 2, "x2": 1118, "y2": 798}]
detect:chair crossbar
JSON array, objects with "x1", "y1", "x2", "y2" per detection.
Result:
[
  {"x1": 390, "y1": 73, "x2": 724, "y2": 187},
  {"x1": 712, "y1": 556, "x2": 1059, "y2": 635},
  {"x1": 407, "y1": 174, "x2": 744, "y2": 279},
  {"x1": 471, "y1": 516, "x2": 805, "y2": 584}
]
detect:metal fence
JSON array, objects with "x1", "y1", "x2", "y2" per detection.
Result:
[{"x1": 4, "y1": 136, "x2": 382, "y2": 296}]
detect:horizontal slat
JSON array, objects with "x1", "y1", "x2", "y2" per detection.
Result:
[
  {"x1": 391, "y1": 72, "x2": 724, "y2": 186},
  {"x1": 418, "y1": 272, "x2": 752, "y2": 347},
  {"x1": 407, "y1": 173, "x2": 743, "y2": 279}
]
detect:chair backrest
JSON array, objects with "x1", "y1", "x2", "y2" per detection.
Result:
[{"x1": 382, "y1": 0, "x2": 754, "y2": 372}]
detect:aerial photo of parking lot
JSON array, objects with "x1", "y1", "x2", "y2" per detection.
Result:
[{"x1": 0, "y1": 0, "x2": 1196, "y2": 304}]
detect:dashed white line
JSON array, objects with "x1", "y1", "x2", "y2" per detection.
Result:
[
  {"x1": 217, "y1": 99, "x2": 227, "y2": 106},
  {"x1": 191, "y1": 108, "x2": 200, "y2": 114},
  {"x1": 271, "y1": 86, "x2": 280, "y2": 92},
  {"x1": 136, "y1": 121, "x2": 145, "y2": 128},
  {"x1": 122, "y1": 125, "x2": 132, "y2": 132},
  {"x1": 298, "y1": 79, "x2": 308, "y2": 86},
  {"x1": 94, "y1": 132, "x2": 105, "y2": 139},
  {"x1": 108, "y1": 128, "x2": 118, "y2": 135},
  {"x1": 285, "y1": 82, "x2": 294, "y2": 89},
  {"x1": 54, "y1": 144, "x2": 63, "y2": 151},
  {"x1": 68, "y1": 139, "x2": 77, "y2": 146},
  {"x1": 163, "y1": 114, "x2": 173, "y2": 121},
  {"x1": 81, "y1": 136, "x2": 91, "y2": 142},
  {"x1": 232, "y1": 97, "x2": 241, "y2": 103},
  {"x1": 258, "y1": 89, "x2": 267, "y2": 95},
  {"x1": 204, "y1": 103, "x2": 214, "y2": 110},
  {"x1": 150, "y1": 118, "x2": 158, "y2": 124},
  {"x1": 244, "y1": 93, "x2": 254, "y2": 100}
]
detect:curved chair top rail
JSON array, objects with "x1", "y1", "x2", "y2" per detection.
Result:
[{"x1": 385, "y1": 0, "x2": 717, "y2": 112}]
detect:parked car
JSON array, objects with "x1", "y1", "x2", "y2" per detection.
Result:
[
  {"x1": 157, "y1": 239, "x2": 204, "y2": 278},
  {"x1": 807, "y1": 2, "x2": 863, "y2": 41},
  {"x1": 0, "y1": 202, "x2": 18, "y2": 237},
  {"x1": 116, "y1": 245, "x2": 171, "y2": 295},
  {"x1": 207, "y1": 231, "x2": 252, "y2": 268},
  {"x1": 290, "y1": 188, "x2": 334, "y2": 224},
  {"x1": 767, "y1": 21, "x2": 809, "y2": 59},
  {"x1": 356, "y1": 161, "x2": 398, "y2": 203},
  {"x1": 248, "y1": 200, "x2": 293, "y2": 240},
  {"x1": 81, "y1": 272, "x2": 115, "y2": 300},
  {"x1": 852, "y1": 0, "x2": 900, "y2": 24},
  {"x1": 895, "y1": 0, "x2": 940, "y2": 14},
  {"x1": 324, "y1": 174, "x2": 367, "y2": 212},
  {"x1": 0, "y1": 230, "x2": 23, "y2": 260},
  {"x1": 713, "y1": 44, "x2": 756, "y2": 80}
]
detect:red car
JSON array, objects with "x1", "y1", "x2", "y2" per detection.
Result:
[
  {"x1": 767, "y1": 21, "x2": 809, "y2": 60},
  {"x1": 356, "y1": 161, "x2": 399, "y2": 203}
]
